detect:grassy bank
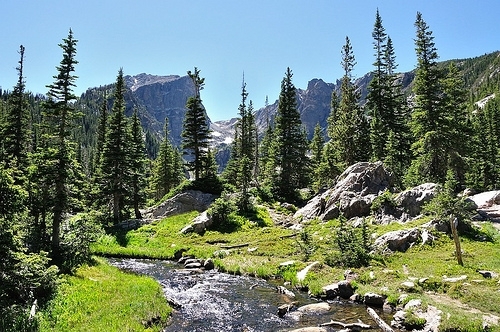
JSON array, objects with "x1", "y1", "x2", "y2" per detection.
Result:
[
  {"x1": 38, "y1": 257, "x2": 171, "y2": 332},
  {"x1": 92, "y1": 208, "x2": 500, "y2": 331}
]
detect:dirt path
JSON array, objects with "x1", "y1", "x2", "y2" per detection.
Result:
[{"x1": 428, "y1": 293, "x2": 499, "y2": 326}]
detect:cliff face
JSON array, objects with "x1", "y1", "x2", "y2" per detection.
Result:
[{"x1": 124, "y1": 74, "x2": 196, "y2": 146}]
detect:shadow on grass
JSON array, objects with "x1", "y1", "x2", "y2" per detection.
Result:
[{"x1": 105, "y1": 227, "x2": 130, "y2": 247}]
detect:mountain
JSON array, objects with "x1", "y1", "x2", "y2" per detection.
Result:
[{"x1": 78, "y1": 51, "x2": 500, "y2": 168}]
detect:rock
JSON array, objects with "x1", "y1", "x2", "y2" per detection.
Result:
[
  {"x1": 364, "y1": 292, "x2": 386, "y2": 307},
  {"x1": 180, "y1": 224, "x2": 194, "y2": 234},
  {"x1": 277, "y1": 302, "x2": 297, "y2": 317},
  {"x1": 350, "y1": 293, "x2": 363, "y2": 303},
  {"x1": 183, "y1": 258, "x2": 200, "y2": 266},
  {"x1": 478, "y1": 270, "x2": 497, "y2": 278},
  {"x1": 400, "y1": 281, "x2": 416, "y2": 291},
  {"x1": 443, "y1": 275, "x2": 467, "y2": 282},
  {"x1": 178, "y1": 255, "x2": 194, "y2": 264},
  {"x1": 296, "y1": 302, "x2": 331, "y2": 314},
  {"x1": 294, "y1": 161, "x2": 393, "y2": 221},
  {"x1": 344, "y1": 269, "x2": 358, "y2": 281},
  {"x1": 191, "y1": 210, "x2": 213, "y2": 234},
  {"x1": 396, "y1": 183, "x2": 439, "y2": 218},
  {"x1": 203, "y1": 258, "x2": 215, "y2": 270},
  {"x1": 404, "y1": 299, "x2": 422, "y2": 309},
  {"x1": 373, "y1": 228, "x2": 421, "y2": 252},
  {"x1": 338, "y1": 280, "x2": 354, "y2": 299},
  {"x1": 184, "y1": 262, "x2": 202, "y2": 269},
  {"x1": 322, "y1": 283, "x2": 339, "y2": 299},
  {"x1": 276, "y1": 286, "x2": 295, "y2": 298},
  {"x1": 142, "y1": 190, "x2": 217, "y2": 221}
]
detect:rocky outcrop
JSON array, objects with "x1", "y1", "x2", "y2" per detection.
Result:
[
  {"x1": 470, "y1": 190, "x2": 500, "y2": 230},
  {"x1": 142, "y1": 190, "x2": 217, "y2": 221},
  {"x1": 395, "y1": 183, "x2": 439, "y2": 219},
  {"x1": 180, "y1": 211, "x2": 213, "y2": 234},
  {"x1": 294, "y1": 161, "x2": 393, "y2": 221}
]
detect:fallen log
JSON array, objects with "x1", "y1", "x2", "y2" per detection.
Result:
[
  {"x1": 319, "y1": 319, "x2": 371, "y2": 330},
  {"x1": 367, "y1": 307, "x2": 393, "y2": 332},
  {"x1": 220, "y1": 243, "x2": 250, "y2": 249}
]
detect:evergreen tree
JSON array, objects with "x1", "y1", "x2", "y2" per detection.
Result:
[
  {"x1": 468, "y1": 96, "x2": 500, "y2": 190},
  {"x1": 2, "y1": 45, "x2": 30, "y2": 174},
  {"x1": 41, "y1": 29, "x2": 80, "y2": 264},
  {"x1": 100, "y1": 68, "x2": 130, "y2": 223},
  {"x1": 272, "y1": 67, "x2": 310, "y2": 202},
  {"x1": 129, "y1": 108, "x2": 147, "y2": 219},
  {"x1": 328, "y1": 36, "x2": 368, "y2": 169},
  {"x1": 367, "y1": 9, "x2": 388, "y2": 161},
  {"x1": 257, "y1": 121, "x2": 275, "y2": 189},
  {"x1": 223, "y1": 78, "x2": 257, "y2": 211},
  {"x1": 182, "y1": 67, "x2": 211, "y2": 181},
  {"x1": 150, "y1": 117, "x2": 184, "y2": 201},
  {"x1": 310, "y1": 122, "x2": 325, "y2": 190},
  {"x1": 407, "y1": 13, "x2": 469, "y2": 186}
]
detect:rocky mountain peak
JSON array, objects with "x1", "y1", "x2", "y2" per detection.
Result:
[{"x1": 125, "y1": 73, "x2": 182, "y2": 92}]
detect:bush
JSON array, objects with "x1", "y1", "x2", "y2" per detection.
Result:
[
  {"x1": 326, "y1": 217, "x2": 371, "y2": 268},
  {"x1": 59, "y1": 213, "x2": 104, "y2": 273},
  {"x1": 208, "y1": 197, "x2": 240, "y2": 233}
]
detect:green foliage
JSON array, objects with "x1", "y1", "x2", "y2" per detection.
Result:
[
  {"x1": 208, "y1": 197, "x2": 240, "y2": 232},
  {"x1": 59, "y1": 213, "x2": 104, "y2": 273},
  {"x1": 182, "y1": 67, "x2": 212, "y2": 181},
  {"x1": 371, "y1": 189, "x2": 396, "y2": 213},
  {"x1": 327, "y1": 217, "x2": 371, "y2": 268},
  {"x1": 271, "y1": 67, "x2": 311, "y2": 202},
  {"x1": 296, "y1": 229, "x2": 317, "y2": 260}
]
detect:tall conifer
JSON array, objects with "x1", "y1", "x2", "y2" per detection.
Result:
[
  {"x1": 272, "y1": 67, "x2": 309, "y2": 202},
  {"x1": 182, "y1": 67, "x2": 211, "y2": 181}
]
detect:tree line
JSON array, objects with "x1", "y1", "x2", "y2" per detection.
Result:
[{"x1": 1, "y1": 11, "x2": 500, "y2": 328}]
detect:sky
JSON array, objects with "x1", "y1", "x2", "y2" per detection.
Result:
[{"x1": 1, "y1": 1, "x2": 499, "y2": 121}]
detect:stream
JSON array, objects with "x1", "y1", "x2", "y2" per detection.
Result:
[{"x1": 108, "y1": 258, "x2": 395, "y2": 332}]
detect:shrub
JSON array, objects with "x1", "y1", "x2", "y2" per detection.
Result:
[
  {"x1": 326, "y1": 217, "x2": 371, "y2": 268},
  {"x1": 208, "y1": 197, "x2": 239, "y2": 233}
]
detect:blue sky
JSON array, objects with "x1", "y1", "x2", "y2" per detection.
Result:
[{"x1": 1, "y1": 1, "x2": 499, "y2": 121}]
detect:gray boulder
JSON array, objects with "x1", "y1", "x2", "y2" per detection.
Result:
[
  {"x1": 373, "y1": 228, "x2": 421, "y2": 253},
  {"x1": 143, "y1": 190, "x2": 217, "y2": 221},
  {"x1": 396, "y1": 183, "x2": 439, "y2": 218},
  {"x1": 295, "y1": 161, "x2": 393, "y2": 221}
]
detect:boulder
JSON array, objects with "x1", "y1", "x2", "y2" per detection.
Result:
[
  {"x1": 373, "y1": 228, "x2": 421, "y2": 253},
  {"x1": 296, "y1": 302, "x2": 331, "y2": 314},
  {"x1": 338, "y1": 280, "x2": 354, "y2": 299},
  {"x1": 395, "y1": 183, "x2": 439, "y2": 218},
  {"x1": 363, "y1": 292, "x2": 386, "y2": 307},
  {"x1": 294, "y1": 161, "x2": 393, "y2": 221},
  {"x1": 143, "y1": 190, "x2": 217, "y2": 221},
  {"x1": 203, "y1": 258, "x2": 215, "y2": 270}
]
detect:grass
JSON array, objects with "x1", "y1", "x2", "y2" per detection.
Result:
[
  {"x1": 91, "y1": 206, "x2": 500, "y2": 332},
  {"x1": 37, "y1": 257, "x2": 171, "y2": 332}
]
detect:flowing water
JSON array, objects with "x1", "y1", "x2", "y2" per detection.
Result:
[{"x1": 108, "y1": 258, "x2": 394, "y2": 332}]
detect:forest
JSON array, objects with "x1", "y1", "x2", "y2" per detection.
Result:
[{"x1": 1, "y1": 10, "x2": 500, "y2": 331}]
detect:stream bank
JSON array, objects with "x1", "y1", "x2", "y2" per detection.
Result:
[{"x1": 108, "y1": 258, "x2": 394, "y2": 332}]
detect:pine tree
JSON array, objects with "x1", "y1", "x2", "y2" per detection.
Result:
[
  {"x1": 328, "y1": 36, "x2": 367, "y2": 169},
  {"x1": 407, "y1": 13, "x2": 468, "y2": 186},
  {"x1": 272, "y1": 67, "x2": 310, "y2": 202},
  {"x1": 223, "y1": 78, "x2": 257, "y2": 211},
  {"x1": 310, "y1": 123, "x2": 325, "y2": 189},
  {"x1": 100, "y1": 68, "x2": 130, "y2": 223},
  {"x1": 2, "y1": 45, "x2": 31, "y2": 174},
  {"x1": 41, "y1": 29, "x2": 80, "y2": 264},
  {"x1": 367, "y1": 9, "x2": 388, "y2": 161},
  {"x1": 129, "y1": 108, "x2": 147, "y2": 219},
  {"x1": 182, "y1": 67, "x2": 211, "y2": 181},
  {"x1": 150, "y1": 117, "x2": 184, "y2": 201}
]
